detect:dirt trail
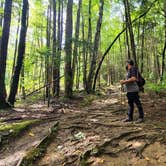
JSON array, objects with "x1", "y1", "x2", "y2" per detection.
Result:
[
  {"x1": 0, "y1": 87, "x2": 166, "y2": 166},
  {"x1": 37, "y1": 88, "x2": 166, "y2": 166}
]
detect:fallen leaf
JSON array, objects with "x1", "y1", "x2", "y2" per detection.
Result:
[
  {"x1": 145, "y1": 157, "x2": 150, "y2": 161},
  {"x1": 29, "y1": 132, "x2": 35, "y2": 137}
]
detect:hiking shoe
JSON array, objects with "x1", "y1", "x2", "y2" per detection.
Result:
[
  {"x1": 135, "y1": 118, "x2": 144, "y2": 123},
  {"x1": 123, "y1": 118, "x2": 133, "y2": 122}
]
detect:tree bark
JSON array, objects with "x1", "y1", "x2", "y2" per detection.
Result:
[
  {"x1": 0, "y1": 0, "x2": 13, "y2": 108},
  {"x1": 161, "y1": 0, "x2": 166, "y2": 81},
  {"x1": 53, "y1": 0, "x2": 62, "y2": 97},
  {"x1": 140, "y1": 17, "x2": 145, "y2": 73},
  {"x1": 0, "y1": 1, "x2": 4, "y2": 49},
  {"x1": 8, "y1": 0, "x2": 29, "y2": 106},
  {"x1": 71, "y1": 0, "x2": 82, "y2": 90},
  {"x1": 124, "y1": 0, "x2": 137, "y2": 65},
  {"x1": 87, "y1": 0, "x2": 104, "y2": 93},
  {"x1": 45, "y1": 3, "x2": 51, "y2": 98},
  {"x1": 11, "y1": 11, "x2": 21, "y2": 79},
  {"x1": 81, "y1": 13, "x2": 87, "y2": 90},
  {"x1": 52, "y1": 0, "x2": 57, "y2": 95},
  {"x1": 64, "y1": 0, "x2": 73, "y2": 98}
]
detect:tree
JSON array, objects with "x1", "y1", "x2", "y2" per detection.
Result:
[
  {"x1": 0, "y1": 1, "x2": 4, "y2": 48},
  {"x1": 53, "y1": 0, "x2": 63, "y2": 97},
  {"x1": 123, "y1": 0, "x2": 137, "y2": 65},
  {"x1": 161, "y1": 0, "x2": 166, "y2": 81},
  {"x1": 8, "y1": 0, "x2": 29, "y2": 106},
  {"x1": 87, "y1": 0, "x2": 104, "y2": 93},
  {"x1": 71, "y1": 0, "x2": 82, "y2": 90},
  {"x1": 64, "y1": 0, "x2": 73, "y2": 98},
  {"x1": 0, "y1": 0, "x2": 12, "y2": 108},
  {"x1": 93, "y1": 0, "x2": 157, "y2": 90},
  {"x1": 52, "y1": 0, "x2": 57, "y2": 95}
]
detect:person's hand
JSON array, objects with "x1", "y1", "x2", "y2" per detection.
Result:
[{"x1": 120, "y1": 80, "x2": 126, "y2": 85}]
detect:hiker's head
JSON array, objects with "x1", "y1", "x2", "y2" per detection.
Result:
[{"x1": 126, "y1": 59, "x2": 134, "y2": 70}]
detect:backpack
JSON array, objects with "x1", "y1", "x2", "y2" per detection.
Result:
[{"x1": 136, "y1": 70, "x2": 145, "y2": 92}]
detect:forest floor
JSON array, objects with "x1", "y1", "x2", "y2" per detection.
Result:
[{"x1": 0, "y1": 86, "x2": 166, "y2": 166}]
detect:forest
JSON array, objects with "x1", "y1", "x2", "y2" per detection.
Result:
[{"x1": 0, "y1": 0, "x2": 166, "y2": 165}]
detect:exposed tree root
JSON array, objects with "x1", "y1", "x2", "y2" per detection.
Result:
[{"x1": 17, "y1": 122, "x2": 58, "y2": 166}]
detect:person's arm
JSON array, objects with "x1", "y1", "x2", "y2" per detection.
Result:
[{"x1": 120, "y1": 76, "x2": 136, "y2": 85}]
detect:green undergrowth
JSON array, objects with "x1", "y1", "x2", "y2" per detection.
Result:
[
  {"x1": 16, "y1": 92, "x2": 44, "y2": 107},
  {"x1": 146, "y1": 82, "x2": 166, "y2": 93}
]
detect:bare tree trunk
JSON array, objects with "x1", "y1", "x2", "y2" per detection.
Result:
[
  {"x1": 81, "y1": 13, "x2": 87, "y2": 90},
  {"x1": 124, "y1": 0, "x2": 137, "y2": 65},
  {"x1": 11, "y1": 11, "x2": 21, "y2": 79},
  {"x1": 45, "y1": 4, "x2": 51, "y2": 98},
  {"x1": 76, "y1": 46, "x2": 81, "y2": 89},
  {"x1": 8, "y1": 0, "x2": 29, "y2": 106},
  {"x1": 161, "y1": 0, "x2": 166, "y2": 81},
  {"x1": 65, "y1": 0, "x2": 73, "y2": 98},
  {"x1": 0, "y1": 0, "x2": 13, "y2": 108},
  {"x1": 54, "y1": 0, "x2": 63, "y2": 97},
  {"x1": 52, "y1": 0, "x2": 57, "y2": 96},
  {"x1": 71, "y1": 0, "x2": 82, "y2": 90},
  {"x1": 20, "y1": 64, "x2": 25, "y2": 99},
  {"x1": 0, "y1": 1, "x2": 4, "y2": 49},
  {"x1": 140, "y1": 17, "x2": 145, "y2": 73},
  {"x1": 87, "y1": 0, "x2": 92, "y2": 67},
  {"x1": 87, "y1": 0, "x2": 104, "y2": 93}
]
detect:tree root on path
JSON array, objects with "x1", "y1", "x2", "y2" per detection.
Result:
[
  {"x1": 79, "y1": 130, "x2": 140, "y2": 165},
  {"x1": 17, "y1": 122, "x2": 59, "y2": 166}
]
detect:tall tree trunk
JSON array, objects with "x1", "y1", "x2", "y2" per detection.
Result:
[
  {"x1": 11, "y1": 11, "x2": 21, "y2": 79},
  {"x1": 81, "y1": 13, "x2": 87, "y2": 90},
  {"x1": 71, "y1": 0, "x2": 82, "y2": 90},
  {"x1": 126, "y1": 28, "x2": 131, "y2": 59},
  {"x1": 20, "y1": 64, "x2": 25, "y2": 99},
  {"x1": 140, "y1": 17, "x2": 145, "y2": 73},
  {"x1": 45, "y1": 4, "x2": 51, "y2": 98},
  {"x1": 0, "y1": 1, "x2": 4, "y2": 49},
  {"x1": 54, "y1": 0, "x2": 63, "y2": 97},
  {"x1": 87, "y1": 0, "x2": 104, "y2": 93},
  {"x1": 52, "y1": 0, "x2": 57, "y2": 95},
  {"x1": 124, "y1": 0, "x2": 137, "y2": 65},
  {"x1": 161, "y1": 0, "x2": 166, "y2": 81},
  {"x1": 64, "y1": 0, "x2": 73, "y2": 98},
  {"x1": 76, "y1": 46, "x2": 81, "y2": 89},
  {"x1": 87, "y1": 0, "x2": 92, "y2": 66},
  {"x1": 8, "y1": 0, "x2": 29, "y2": 106},
  {"x1": 0, "y1": 0, "x2": 12, "y2": 108}
]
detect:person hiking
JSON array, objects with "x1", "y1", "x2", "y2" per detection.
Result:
[{"x1": 120, "y1": 59, "x2": 144, "y2": 123}]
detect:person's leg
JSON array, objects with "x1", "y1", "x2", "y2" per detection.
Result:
[
  {"x1": 127, "y1": 92, "x2": 134, "y2": 120},
  {"x1": 134, "y1": 92, "x2": 144, "y2": 119}
]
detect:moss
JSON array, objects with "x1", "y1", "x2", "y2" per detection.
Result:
[
  {"x1": 0, "y1": 120, "x2": 39, "y2": 146},
  {"x1": 0, "y1": 120, "x2": 39, "y2": 134},
  {"x1": 19, "y1": 122, "x2": 58, "y2": 166}
]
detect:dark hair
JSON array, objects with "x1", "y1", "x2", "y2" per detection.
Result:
[{"x1": 126, "y1": 59, "x2": 134, "y2": 66}]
